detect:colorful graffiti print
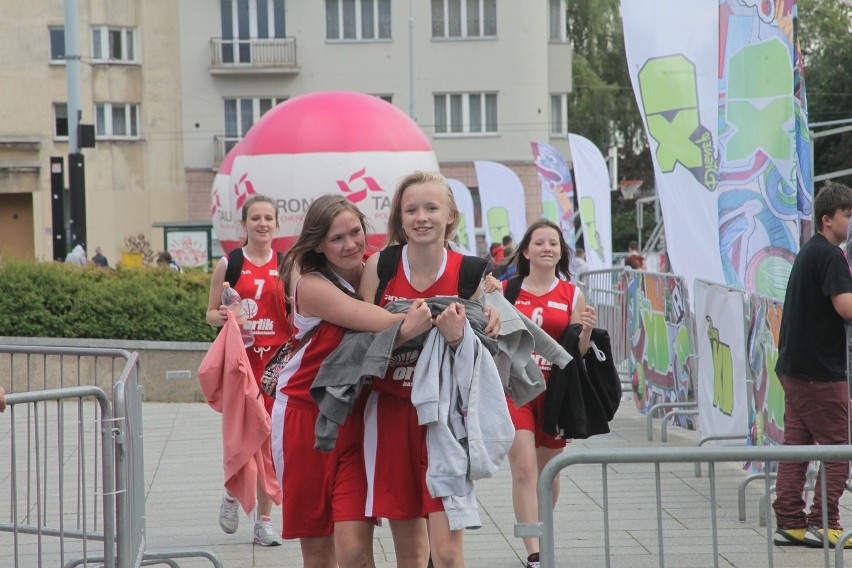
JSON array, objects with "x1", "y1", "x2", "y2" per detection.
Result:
[
  {"x1": 626, "y1": 271, "x2": 695, "y2": 429},
  {"x1": 745, "y1": 295, "x2": 785, "y2": 473}
]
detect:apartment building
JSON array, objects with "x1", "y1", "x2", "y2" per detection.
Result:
[
  {"x1": 0, "y1": 1, "x2": 572, "y2": 263},
  {"x1": 179, "y1": 0, "x2": 573, "y2": 254},
  {"x1": 0, "y1": 0, "x2": 188, "y2": 263}
]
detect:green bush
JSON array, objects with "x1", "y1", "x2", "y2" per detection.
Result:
[{"x1": 0, "y1": 260, "x2": 218, "y2": 342}]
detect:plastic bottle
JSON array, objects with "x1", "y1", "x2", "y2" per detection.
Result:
[{"x1": 221, "y1": 282, "x2": 255, "y2": 348}]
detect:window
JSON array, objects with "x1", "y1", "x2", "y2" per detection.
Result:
[
  {"x1": 223, "y1": 96, "x2": 286, "y2": 153},
  {"x1": 91, "y1": 27, "x2": 137, "y2": 62},
  {"x1": 220, "y1": 0, "x2": 286, "y2": 63},
  {"x1": 549, "y1": 0, "x2": 567, "y2": 42},
  {"x1": 434, "y1": 93, "x2": 497, "y2": 135},
  {"x1": 95, "y1": 103, "x2": 140, "y2": 138},
  {"x1": 54, "y1": 103, "x2": 69, "y2": 138},
  {"x1": 49, "y1": 27, "x2": 65, "y2": 61},
  {"x1": 431, "y1": 0, "x2": 496, "y2": 39},
  {"x1": 550, "y1": 94, "x2": 569, "y2": 136},
  {"x1": 326, "y1": 0, "x2": 391, "y2": 40}
]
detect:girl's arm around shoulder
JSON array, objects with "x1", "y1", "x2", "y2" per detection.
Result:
[{"x1": 298, "y1": 272, "x2": 401, "y2": 332}]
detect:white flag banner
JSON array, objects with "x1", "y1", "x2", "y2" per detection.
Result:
[
  {"x1": 694, "y1": 279, "x2": 750, "y2": 440},
  {"x1": 474, "y1": 161, "x2": 527, "y2": 249},
  {"x1": 621, "y1": 0, "x2": 724, "y2": 288},
  {"x1": 568, "y1": 134, "x2": 612, "y2": 269},
  {"x1": 448, "y1": 178, "x2": 477, "y2": 256}
]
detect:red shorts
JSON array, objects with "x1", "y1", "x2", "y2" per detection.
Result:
[
  {"x1": 506, "y1": 393, "x2": 568, "y2": 449},
  {"x1": 363, "y1": 391, "x2": 443, "y2": 519},
  {"x1": 271, "y1": 396, "x2": 372, "y2": 539}
]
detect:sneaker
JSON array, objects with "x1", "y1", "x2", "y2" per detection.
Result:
[
  {"x1": 773, "y1": 526, "x2": 808, "y2": 546},
  {"x1": 526, "y1": 552, "x2": 541, "y2": 568},
  {"x1": 218, "y1": 494, "x2": 239, "y2": 534},
  {"x1": 253, "y1": 515, "x2": 282, "y2": 546},
  {"x1": 803, "y1": 526, "x2": 852, "y2": 549}
]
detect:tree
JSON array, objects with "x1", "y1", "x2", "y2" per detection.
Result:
[{"x1": 798, "y1": 0, "x2": 852, "y2": 186}]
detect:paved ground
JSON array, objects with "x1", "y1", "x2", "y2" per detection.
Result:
[
  {"x1": 3, "y1": 396, "x2": 850, "y2": 567},
  {"x1": 136, "y1": 400, "x2": 849, "y2": 568}
]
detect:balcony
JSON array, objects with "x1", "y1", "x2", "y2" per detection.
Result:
[
  {"x1": 209, "y1": 37, "x2": 299, "y2": 75},
  {"x1": 213, "y1": 135, "x2": 242, "y2": 167}
]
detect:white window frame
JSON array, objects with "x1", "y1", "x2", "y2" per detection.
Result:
[
  {"x1": 224, "y1": 97, "x2": 287, "y2": 138},
  {"x1": 326, "y1": 0, "x2": 392, "y2": 41},
  {"x1": 431, "y1": 0, "x2": 496, "y2": 39},
  {"x1": 433, "y1": 92, "x2": 498, "y2": 136},
  {"x1": 49, "y1": 26, "x2": 66, "y2": 63},
  {"x1": 95, "y1": 103, "x2": 141, "y2": 139},
  {"x1": 550, "y1": 93, "x2": 570, "y2": 136},
  {"x1": 91, "y1": 26, "x2": 138, "y2": 63},
  {"x1": 549, "y1": 0, "x2": 567, "y2": 42},
  {"x1": 53, "y1": 103, "x2": 69, "y2": 139}
]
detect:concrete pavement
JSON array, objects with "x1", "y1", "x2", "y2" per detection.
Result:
[{"x1": 134, "y1": 400, "x2": 847, "y2": 567}]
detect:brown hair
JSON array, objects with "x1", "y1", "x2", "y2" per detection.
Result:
[
  {"x1": 280, "y1": 194, "x2": 369, "y2": 302},
  {"x1": 386, "y1": 171, "x2": 460, "y2": 246},
  {"x1": 504, "y1": 219, "x2": 572, "y2": 279}
]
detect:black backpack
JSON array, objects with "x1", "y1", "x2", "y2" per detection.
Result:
[
  {"x1": 374, "y1": 244, "x2": 488, "y2": 304},
  {"x1": 224, "y1": 247, "x2": 284, "y2": 287}
]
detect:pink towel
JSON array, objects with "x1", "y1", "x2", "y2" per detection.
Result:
[{"x1": 198, "y1": 312, "x2": 282, "y2": 513}]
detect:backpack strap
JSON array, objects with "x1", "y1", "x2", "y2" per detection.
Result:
[
  {"x1": 458, "y1": 255, "x2": 488, "y2": 300},
  {"x1": 375, "y1": 245, "x2": 487, "y2": 304},
  {"x1": 503, "y1": 276, "x2": 524, "y2": 305},
  {"x1": 374, "y1": 244, "x2": 403, "y2": 305},
  {"x1": 224, "y1": 248, "x2": 244, "y2": 287}
]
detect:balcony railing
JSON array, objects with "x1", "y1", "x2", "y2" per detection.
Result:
[
  {"x1": 214, "y1": 135, "x2": 242, "y2": 166},
  {"x1": 209, "y1": 37, "x2": 299, "y2": 74}
]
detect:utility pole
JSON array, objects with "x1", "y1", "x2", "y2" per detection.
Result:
[
  {"x1": 64, "y1": 0, "x2": 87, "y2": 252},
  {"x1": 407, "y1": 0, "x2": 416, "y2": 121}
]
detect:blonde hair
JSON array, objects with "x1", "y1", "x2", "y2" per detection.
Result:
[{"x1": 386, "y1": 171, "x2": 460, "y2": 246}]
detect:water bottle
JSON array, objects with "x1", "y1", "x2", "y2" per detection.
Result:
[{"x1": 221, "y1": 282, "x2": 255, "y2": 348}]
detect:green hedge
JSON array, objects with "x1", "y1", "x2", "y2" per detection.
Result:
[{"x1": 0, "y1": 260, "x2": 218, "y2": 342}]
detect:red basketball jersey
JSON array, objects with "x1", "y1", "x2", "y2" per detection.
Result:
[
  {"x1": 230, "y1": 250, "x2": 289, "y2": 349},
  {"x1": 375, "y1": 249, "x2": 465, "y2": 398},
  {"x1": 503, "y1": 278, "x2": 577, "y2": 378}
]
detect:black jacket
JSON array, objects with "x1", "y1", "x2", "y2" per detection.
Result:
[{"x1": 543, "y1": 325, "x2": 622, "y2": 439}]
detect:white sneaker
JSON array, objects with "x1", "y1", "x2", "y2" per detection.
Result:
[
  {"x1": 253, "y1": 515, "x2": 281, "y2": 546},
  {"x1": 218, "y1": 494, "x2": 239, "y2": 534}
]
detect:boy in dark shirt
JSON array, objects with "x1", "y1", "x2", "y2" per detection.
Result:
[{"x1": 773, "y1": 181, "x2": 852, "y2": 549}]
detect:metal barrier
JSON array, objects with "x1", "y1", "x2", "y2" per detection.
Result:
[
  {"x1": 525, "y1": 445, "x2": 852, "y2": 568},
  {"x1": 0, "y1": 346, "x2": 222, "y2": 568}
]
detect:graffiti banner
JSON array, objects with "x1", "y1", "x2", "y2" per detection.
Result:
[
  {"x1": 693, "y1": 280, "x2": 750, "y2": 440},
  {"x1": 622, "y1": 0, "x2": 811, "y2": 300},
  {"x1": 569, "y1": 134, "x2": 612, "y2": 270},
  {"x1": 474, "y1": 161, "x2": 528, "y2": 248},
  {"x1": 447, "y1": 178, "x2": 477, "y2": 256},
  {"x1": 716, "y1": 0, "x2": 810, "y2": 300},
  {"x1": 531, "y1": 141, "x2": 576, "y2": 251},
  {"x1": 621, "y1": 0, "x2": 725, "y2": 290},
  {"x1": 745, "y1": 294, "x2": 784, "y2": 472},
  {"x1": 625, "y1": 270, "x2": 695, "y2": 427}
]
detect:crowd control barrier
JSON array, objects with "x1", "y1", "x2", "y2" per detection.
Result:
[
  {"x1": 0, "y1": 346, "x2": 222, "y2": 568},
  {"x1": 525, "y1": 445, "x2": 852, "y2": 568}
]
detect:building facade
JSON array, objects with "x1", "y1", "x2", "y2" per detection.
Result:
[
  {"x1": 180, "y1": 0, "x2": 573, "y2": 254},
  {"x1": 0, "y1": 0, "x2": 572, "y2": 262},
  {"x1": 0, "y1": 0, "x2": 186, "y2": 264}
]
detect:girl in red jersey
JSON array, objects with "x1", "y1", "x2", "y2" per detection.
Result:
[
  {"x1": 485, "y1": 219, "x2": 596, "y2": 568},
  {"x1": 206, "y1": 194, "x2": 289, "y2": 546},
  {"x1": 272, "y1": 194, "x2": 432, "y2": 568},
  {"x1": 359, "y1": 171, "x2": 496, "y2": 568}
]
